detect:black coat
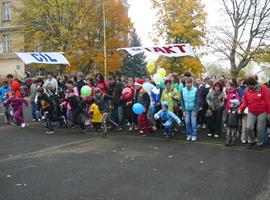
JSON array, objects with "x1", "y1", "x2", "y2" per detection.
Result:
[{"x1": 226, "y1": 107, "x2": 240, "y2": 128}]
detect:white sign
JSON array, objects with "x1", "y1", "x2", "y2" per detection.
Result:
[
  {"x1": 15, "y1": 52, "x2": 70, "y2": 65},
  {"x1": 118, "y1": 44, "x2": 195, "y2": 57}
]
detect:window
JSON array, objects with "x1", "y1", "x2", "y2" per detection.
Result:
[
  {"x1": 3, "y1": 34, "x2": 11, "y2": 52},
  {"x1": 2, "y1": 2, "x2": 11, "y2": 21}
]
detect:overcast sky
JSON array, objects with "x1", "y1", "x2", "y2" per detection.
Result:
[{"x1": 128, "y1": 0, "x2": 223, "y2": 46}]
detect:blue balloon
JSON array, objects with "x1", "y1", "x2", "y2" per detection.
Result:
[
  {"x1": 143, "y1": 83, "x2": 154, "y2": 92},
  {"x1": 132, "y1": 103, "x2": 145, "y2": 115}
]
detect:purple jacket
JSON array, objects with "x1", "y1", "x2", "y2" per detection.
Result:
[{"x1": 4, "y1": 96, "x2": 28, "y2": 111}]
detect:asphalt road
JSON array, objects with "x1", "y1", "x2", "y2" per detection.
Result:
[{"x1": 0, "y1": 108, "x2": 270, "y2": 200}]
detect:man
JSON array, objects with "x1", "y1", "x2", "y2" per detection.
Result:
[
  {"x1": 181, "y1": 77, "x2": 199, "y2": 142},
  {"x1": 6, "y1": 74, "x2": 21, "y2": 98},
  {"x1": 43, "y1": 72, "x2": 58, "y2": 95},
  {"x1": 76, "y1": 72, "x2": 86, "y2": 96},
  {"x1": 107, "y1": 76, "x2": 124, "y2": 131}
]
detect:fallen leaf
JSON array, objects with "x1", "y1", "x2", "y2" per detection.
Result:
[
  {"x1": 153, "y1": 168, "x2": 158, "y2": 171},
  {"x1": 6, "y1": 175, "x2": 11, "y2": 178},
  {"x1": 112, "y1": 150, "x2": 117, "y2": 153},
  {"x1": 168, "y1": 155, "x2": 174, "y2": 158},
  {"x1": 200, "y1": 161, "x2": 204, "y2": 164},
  {"x1": 121, "y1": 147, "x2": 126, "y2": 151},
  {"x1": 154, "y1": 147, "x2": 158, "y2": 150},
  {"x1": 16, "y1": 184, "x2": 23, "y2": 186}
]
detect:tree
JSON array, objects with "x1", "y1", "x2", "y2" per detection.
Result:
[
  {"x1": 18, "y1": 0, "x2": 131, "y2": 75},
  {"x1": 151, "y1": 0, "x2": 207, "y2": 77},
  {"x1": 121, "y1": 31, "x2": 147, "y2": 77},
  {"x1": 208, "y1": 0, "x2": 270, "y2": 79}
]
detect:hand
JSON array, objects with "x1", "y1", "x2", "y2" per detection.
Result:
[
  {"x1": 183, "y1": 112, "x2": 186, "y2": 117},
  {"x1": 237, "y1": 110, "x2": 242, "y2": 114},
  {"x1": 199, "y1": 107, "x2": 203, "y2": 111}
]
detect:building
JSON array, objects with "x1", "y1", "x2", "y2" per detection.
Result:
[{"x1": 0, "y1": 0, "x2": 25, "y2": 78}]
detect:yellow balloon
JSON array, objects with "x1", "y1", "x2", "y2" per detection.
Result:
[
  {"x1": 147, "y1": 62, "x2": 155, "y2": 73},
  {"x1": 157, "y1": 68, "x2": 166, "y2": 77}
]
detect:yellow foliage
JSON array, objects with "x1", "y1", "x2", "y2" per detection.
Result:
[{"x1": 19, "y1": 0, "x2": 132, "y2": 75}]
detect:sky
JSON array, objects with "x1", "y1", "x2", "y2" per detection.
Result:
[{"x1": 128, "y1": 0, "x2": 223, "y2": 47}]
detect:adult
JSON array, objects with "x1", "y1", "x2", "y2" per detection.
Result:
[
  {"x1": 238, "y1": 77, "x2": 270, "y2": 150},
  {"x1": 161, "y1": 80, "x2": 181, "y2": 113},
  {"x1": 76, "y1": 72, "x2": 86, "y2": 96},
  {"x1": 181, "y1": 77, "x2": 199, "y2": 141},
  {"x1": 6, "y1": 74, "x2": 21, "y2": 98},
  {"x1": 43, "y1": 72, "x2": 58, "y2": 95},
  {"x1": 206, "y1": 81, "x2": 225, "y2": 138},
  {"x1": 95, "y1": 73, "x2": 108, "y2": 94}
]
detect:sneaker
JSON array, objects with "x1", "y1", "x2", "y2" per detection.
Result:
[
  {"x1": 139, "y1": 130, "x2": 144, "y2": 134},
  {"x1": 152, "y1": 126, "x2": 157, "y2": 131},
  {"x1": 32, "y1": 119, "x2": 37, "y2": 122},
  {"x1": 202, "y1": 124, "x2": 206, "y2": 129},
  {"x1": 214, "y1": 134, "x2": 219, "y2": 138},
  {"x1": 46, "y1": 130, "x2": 55, "y2": 134},
  {"x1": 127, "y1": 122, "x2": 131, "y2": 126},
  {"x1": 118, "y1": 127, "x2": 123, "y2": 132},
  {"x1": 129, "y1": 126, "x2": 133, "y2": 131},
  {"x1": 82, "y1": 129, "x2": 87, "y2": 133},
  {"x1": 191, "y1": 136, "x2": 197, "y2": 142},
  {"x1": 197, "y1": 124, "x2": 201, "y2": 129},
  {"x1": 41, "y1": 116, "x2": 45, "y2": 120},
  {"x1": 21, "y1": 122, "x2": 28, "y2": 128},
  {"x1": 208, "y1": 133, "x2": 212, "y2": 137},
  {"x1": 241, "y1": 140, "x2": 247, "y2": 144},
  {"x1": 38, "y1": 118, "x2": 41, "y2": 122},
  {"x1": 186, "y1": 136, "x2": 191, "y2": 141}
]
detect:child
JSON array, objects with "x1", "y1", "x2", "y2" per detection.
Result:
[
  {"x1": 60, "y1": 88, "x2": 87, "y2": 133},
  {"x1": 90, "y1": 103, "x2": 102, "y2": 131},
  {"x1": 154, "y1": 101, "x2": 181, "y2": 139},
  {"x1": 4, "y1": 92, "x2": 28, "y2": 127},
  {"x1": 0, "y1": 80, "x2": 10, "y2": 118},
  {"x1": 224, "y1": 99, "x2": 241, "y2": 146},
  {"x1": 37, "y1": 87, "x2": 55, "y2": 134}
]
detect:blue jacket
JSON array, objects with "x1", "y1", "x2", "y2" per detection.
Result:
[
  {"x1": 0, "y1": 86, "x2": 10, "y2": 103},
  {"x1": 154, "y1": 109, "x2": 181, "y2": 125},
  {"x1": 181, "y1": 86, "x2": 199, "y2": 112}
]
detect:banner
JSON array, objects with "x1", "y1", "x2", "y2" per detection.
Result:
[
  {"x1": 118, "y1": 44, "x2": 195, "y2": 57},
  {"x1": 15, "y1": 52, "x2": 70, "y2": 65}
]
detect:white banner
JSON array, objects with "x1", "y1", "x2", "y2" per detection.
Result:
[
  {"x1": 118, "y1": 44, "x2": 195, "y2": 57},
  {"x1": 15, "y1": 52, "x2": 70, "y2": 65}
]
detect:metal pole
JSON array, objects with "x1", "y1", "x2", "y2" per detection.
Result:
[{"x1": 103, "y1": 2, "x2": 107, "y2": 78}]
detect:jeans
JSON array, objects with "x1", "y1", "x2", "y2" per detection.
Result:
[
  {"x1": 110, "y1": 105, "x2": 124, "y2": 128},
  {"x1": 185, "y1": 111, "x2": 197, "y2": 137},
  {"x1": 163, "y1": 118, "x2": 174, "y2": 136},
  {"x1": 31, "y1": 101, "x2": 38, "y2": 120}
]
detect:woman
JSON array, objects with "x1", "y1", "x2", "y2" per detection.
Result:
[
  {"x1": 206, "y1": 81, "x2": 225, "y2": 138},
  {"x1": 239, "y1": 77, "x2": 270, "y2": 150},
  {"x1": 161, "y1": 80, "x2": 181, "y2": 113},
  {"x1": 95, "y1": 73, "x2": 108, "y2": 94}
]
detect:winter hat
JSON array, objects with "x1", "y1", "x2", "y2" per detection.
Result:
[
  {"x1": 230, "y1": 99, "x2": 240, "y2": 107},
  {"x1": 135, "y1": 79, "x2": 144, "y2": 87},
  {"x1": 94, "y1": 87, "x2": 101, "y2": 94},
  {"x1": 162, "y1": 101, "x2": 169, "y2": 108}
]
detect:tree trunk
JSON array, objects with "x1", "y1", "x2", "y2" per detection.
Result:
[{"x1": 230, "y1": 69, "x2": 239, "y2": 80}]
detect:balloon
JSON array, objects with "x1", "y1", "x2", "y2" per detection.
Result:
[
  {"x1": 132, "y1": 103, "x2": 145, "y2": 115},
  {"x1": 146, "y1": 62, "x2": 155, "y2": 73},
  {"x1": 121, "y1": 87, "x2": 133, "y2": 101},
  {"x1": 157, "y1": 68, "x2": 166, "y2": 77},
  {"x1": 153, "y1": 74, "x2": 162, "y2": 85},
  {"x1": 143, "y1": 83, "x2": 154, "y2": 93},
  {"x1": 81, "y1": 86, "x2": 92, "y2": 97}
]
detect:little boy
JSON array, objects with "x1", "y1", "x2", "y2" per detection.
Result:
[
  {"x1": 90, "y1": 103, "x2": 102, "y2": 131},
  {"x1": 154, "y1": 101, "x2": 181, "y2": 139},
  {"x1": 224, "y1": 99, "x2": 241, "y2": 146}
]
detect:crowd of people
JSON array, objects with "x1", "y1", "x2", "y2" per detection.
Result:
[{"x1": 0, "y1": 71, "x2": 269, "y2": 151}]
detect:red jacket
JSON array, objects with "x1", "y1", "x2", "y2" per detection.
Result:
[
  {"x1": 10, "y1": 80, "x2": 21, "y2": 98},
  {"x1": 239, "y1": 84, "x2": 270, "y2": 115}
]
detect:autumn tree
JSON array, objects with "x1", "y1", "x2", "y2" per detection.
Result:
[
  {"x1": 18, "y1": 0, "x2": 132, "y2": 75},
  {"x1": 208, "y1": 0, "x2": 270, "y2": 79},
  {"x1": 151, "y1": 0, "x2": 207, "y2": 77},
  {"x1": 121, "y1": 31, "x2": 147, "y2": 77}
]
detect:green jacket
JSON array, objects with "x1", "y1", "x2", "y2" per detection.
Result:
[{"x1": 161, "y1": 87, "x2": 181, "y2": 112}]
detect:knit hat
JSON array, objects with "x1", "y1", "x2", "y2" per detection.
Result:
[
  {"x1": 94, "y1": 87, "x2": 101, "y2": 94},
  {"x1": 230, "y1": 99, "x2": 240, "y2": 107},
  {"x1": 135, "y1": 79, "x2": 144, "y2": 87},
  {"x1": 162, "y1": 101, "x2": 169, "y2": 108}
]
